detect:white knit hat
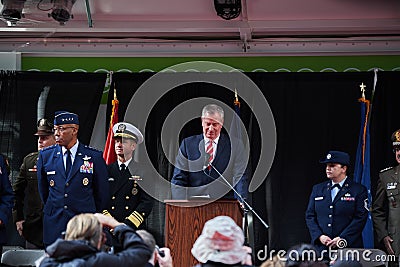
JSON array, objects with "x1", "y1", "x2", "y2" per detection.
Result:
[{"x1": 191, "y1": 216, "x2": 247, "y2": 265}]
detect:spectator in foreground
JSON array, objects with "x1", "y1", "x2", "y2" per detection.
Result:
[
  {"x1": 39, "y1": 213, "x2": 151, "y2": 267},
  {"x1": 191, "y1": 215, "x2": 253, "y2": 267},
  {"x1": 137, "y1": 229, "x2": 173, "y2": 267}
]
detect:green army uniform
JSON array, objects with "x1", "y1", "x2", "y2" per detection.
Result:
[
  {"x1": 372, "y1": 128, "x2": 400, "y2": 266},
  {"x1": 13, "y1": 151, "x2": 44, "y2": 248},
  {"x1": 373, "y1": 166, "x2": 400, "y2": 254}
]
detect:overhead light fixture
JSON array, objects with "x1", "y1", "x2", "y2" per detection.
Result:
[
  {"x1": 214, "y1": 0, "x2": 241, "y2": 20},
  {"x1": 49, "y1": 0, "x2": 76, "y2": 25},
  {"x1": 1, "y1": 0, "x2": 26, "y2": 22}
]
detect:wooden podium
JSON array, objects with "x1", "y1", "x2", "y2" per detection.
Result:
[{"x1": 164, "y1": 199, "x2": 243, "y2": 267}]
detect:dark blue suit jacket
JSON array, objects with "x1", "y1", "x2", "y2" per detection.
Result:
[
  {"x1": 171, "y1": 134, "x2": 249, "y2": 200},
  {"x1": 305, "y1": 178, "x2": 368, "y2": 252},
  {"x1": 37, "y1": 143, "x2": 109, "y2": 246},
  {"x1": 0, "y1": 155, "x2": 13, "y2": 245}
]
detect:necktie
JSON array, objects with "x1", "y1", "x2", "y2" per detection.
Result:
[
  {"x1": 65, "y1": 149, "x2": 72, "y2": 176},
  {"x1": 331, "y1": 183, "x2": 342, "y2": 190},
  {"x1": 206, "y1": 141, "x2": 214, "y2": 170},
  {"x1": 331, "y1": 183, "x2": 341, "y2": 201},
  {"x1": 120, "y1": 163, "x2": 126, "y2": 172}
]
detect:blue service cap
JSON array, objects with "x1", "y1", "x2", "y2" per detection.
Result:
[
  {"x1": 54, "y1": 111, "x2": 79, "y2": 125},
  {"x1": 320, "y1": 150, "x2": 350, "y2": 166}
]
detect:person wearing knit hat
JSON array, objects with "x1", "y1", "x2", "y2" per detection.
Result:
[
  {"x1": 13, "y1": 118, "x2": 56, "y2": 248},
  {"x1": 191, "y1": 216, "x2": 253, "y2": 267},
  {"x1": 372, "y1": 129, "x2": 400, "y2": 266},
  {"x1": 37, "y1": 111, "x2": 109, "y2": 247}
]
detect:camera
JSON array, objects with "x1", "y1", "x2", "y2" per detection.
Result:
[{"x1": 155, "y1": 245, "x2": 165, "y2": 257}]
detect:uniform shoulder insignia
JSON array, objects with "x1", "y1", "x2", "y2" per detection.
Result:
[
  {"x1": 380, "y1": 166, "x2": 394, "y2": 173},
  {"x1": 27, "y1": 152, "x2": 38, "y2": 157},
  {"x1": 84, "y1": 145, "x2": 102, "y2": 153},
  {"x1": 42, "y1": 144, "x2": 57, "y2": 151}
]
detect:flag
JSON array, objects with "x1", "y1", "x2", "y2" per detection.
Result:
[
  {"x1": 354, "y1": 83, "x2": 373, "y2": 248},
  {"x1": 229, "y1": 89, "x2": 243, "y2": 200},
  {"x1": 103, "y1": 88, "x2": 119, "y2": 164},
  {"x1": 229, "y1": 89, "x2": 242, "y2": 140}
]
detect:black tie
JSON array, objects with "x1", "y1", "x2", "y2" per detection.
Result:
[
  {"x1": 120, "y1": 163, "x2": 126, "y2": 172},
  {"x1": 332, "y1": 183, "x2": 342, "y2": 190},
  {"x1": 65, "y1": 150, "x2": 72, "y2": 176}
]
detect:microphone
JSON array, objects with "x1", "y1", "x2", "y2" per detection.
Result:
[{"x1": 206, "y1": 161, "x2": 269, "y2": 230}]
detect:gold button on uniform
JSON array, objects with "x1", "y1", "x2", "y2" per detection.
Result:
[
  {"x1": 112, "y1": 196, "x2": 115, "y2": 200},
  {"x1": 111, "y1": 206, "x2": 115, "y2": 210},
  {"x1": 125, "y1": 206, "x2": 129, "y2": 210},
  {"x1": 126, "y1": 196, "x2": 130, "y2": 200}
]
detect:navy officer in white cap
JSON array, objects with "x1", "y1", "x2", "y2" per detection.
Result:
[
  {"x1": 305, "y1": 150, "x2": 368, "y2": 258},
  {"x1": 103, "y1": 122, "x2": 153, "y2": 249},
  {"x1": 37, "y1": 111, "x2": 109, "y2": 247}
]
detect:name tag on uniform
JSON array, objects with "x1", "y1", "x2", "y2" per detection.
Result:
[
  {"x1": 47, "y1": 171, "x2": 55, "y2": 175},
  {"x1": 341, "y1": 193, "x2": 355, "y2": 201},
  {"x1": 315, "y1": 196, "x2": 324, "y2": 201},
  {"x1": 387, "y1": 182, "x2": 397, "y2": 190}
]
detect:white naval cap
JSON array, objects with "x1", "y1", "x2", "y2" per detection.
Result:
[{"x1": 112, "y1": 122, "x2": 143, "y2": 144}]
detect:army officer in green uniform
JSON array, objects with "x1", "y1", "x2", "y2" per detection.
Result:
[
  {"x1": 103, "y1": 122, "x2": 153, "y2": 231},
  {"x1": 372, "y1": 129, "x2": 400, "y2": 266},
  {"x1": 13, "y1": 118, "x2": 56, "y2": 248}
]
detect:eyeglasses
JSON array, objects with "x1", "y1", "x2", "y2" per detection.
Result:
[{"x1": 53, "y1": 126, "x2": 75, "y2": 132}]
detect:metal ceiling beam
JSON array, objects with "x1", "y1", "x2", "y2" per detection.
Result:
[{"x1": 0, "y1": 36, "x2": 399, "y2": 56}]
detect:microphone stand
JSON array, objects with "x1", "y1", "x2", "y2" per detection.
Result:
[{"x1": 207, "y1": 161, "x2": 269, "y2": 230}]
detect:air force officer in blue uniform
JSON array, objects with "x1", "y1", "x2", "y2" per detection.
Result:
[
  {"x1": 171, "y1": 104, "x2": 249, "y2": 201},
  {"x1": 37, "y1": 111, "x2": 109, "y2": 246},
  {"x1": 306, "y1": 151, "x2": 368, "y2": 255}
]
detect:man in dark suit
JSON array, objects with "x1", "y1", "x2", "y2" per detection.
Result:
[
  {"x1": 305, "y1": 150, "x2": 368, "y2": 256},
  {"x1": 102, "y1": 122, "x2": 153, "y2": 230},
  {"x1": 0, "y1": 154, "x2": 14, "y2": 253},
  {"x1": 37, "y1": 111, "x2": 109, "y2": 247},
  {"x1": 13, "y1": 118, "x2": 56, "y2": 248},
  {"x1": 171, "y1": 104, "x2": 249, "y2": 201},
  {"x1": 372, "y1": 129, "x2": 400, "y2": 266}
]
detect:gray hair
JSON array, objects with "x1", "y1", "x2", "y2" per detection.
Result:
[{"x1": 201, "y1": 104, "x2": 224, "y2": 122}]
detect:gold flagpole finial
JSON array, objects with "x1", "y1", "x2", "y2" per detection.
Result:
[{"x1": 359, "y1": 82, "x2": 366, "y2": 99}]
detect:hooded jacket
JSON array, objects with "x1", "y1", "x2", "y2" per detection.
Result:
[{"x1": 39, "y1": 224, "x2": 151, "y2": 267}]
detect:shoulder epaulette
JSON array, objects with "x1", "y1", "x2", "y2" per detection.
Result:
[
  {"x1": 380, "y1": 166, "x2": 394, "y2": 173},
  {"x1": 41, "y1": 144, "x2": 57, "y2": 152},
  {"x1": 27, "y1": 152, "x2": 38, "y2": 157},
  {"x1": 84, "y1": 145, "x2": 102, "y2": 153}
]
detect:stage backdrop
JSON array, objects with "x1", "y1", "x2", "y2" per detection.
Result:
[
  {"x1": 0, "y1": 71, "x2": 106, "y2": 246},
  {"x1": 106, "y1": 71, "x2": 400, "y2": 264},
  {"x1": 1, "y1": 70, "x2": 399, "y2": 264}
]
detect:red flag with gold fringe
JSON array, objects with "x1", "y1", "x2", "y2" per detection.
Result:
[{"x1": 103, "y1": 89, "x2": 119, "y2": 164}]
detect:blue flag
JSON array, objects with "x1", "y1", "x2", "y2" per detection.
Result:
[{"x1": 354, "y1": 97, "x2": 374, "y2": 248}]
